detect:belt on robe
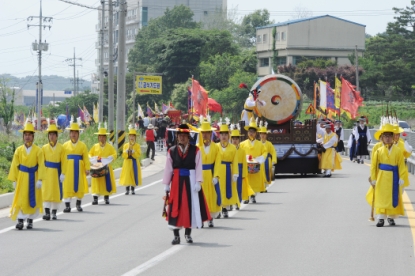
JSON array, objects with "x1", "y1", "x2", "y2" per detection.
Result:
[
  {"x1": 170, "y1": 168, "x2": 191, "y2": 218},
  {"x1": 221, "y1": 161, "x2": 232, "y2": 199},
  {"x1": 237, "y1": 163, "x2": 243, "y2": 202},
  {"x1": 129, "y1": 155, "x2": 139, "y2": 186},
  {"x1": 264, "y1": 153, "x2": 272, "y2": 182},
  {"x1": 379, "y1": 163, "x2": 399, "y2": 208},
  {"x1": 45, "y1": 161, "x2": 62, "y2": 200},
  {"x1": 67, "y1": 154, "x2": 82, "y2": 192},
  {"x1": 97, "y1": 160, "x2": 112, "y2": 193},
  {"x1": 18, "y1": 164, "x2": 38, "y2": 208}
]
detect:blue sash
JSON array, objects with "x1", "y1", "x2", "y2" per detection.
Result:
[
  {"x1": 237, "y1": 163, "x2": 243, "y2": 202},
  {"x1": 45, "y1": 161, "x2": 62, "y2": 200},
  {"x1": 179, "y1": 169, "x2": 190, "y2": 176},
  {"x1": 128, "y1": 155, "x2": 139, "y2": 186},
  {"x1": 379, "y1": 163, "x2": 399, "y2": 207},
  {"x1": 221, "y1": 161, "x2": 232, "y2": 199},
  {"x1": 67, "y1": 154, "x2": 82, "y2": 192},
  {"x1": 264, "y1": 153, "x2": 272, "y2": 182},
  {"x1": 202, "y1": 163, "x2": 221, "y2": 206},
  {"x1": 202, "y1": 164, "x2": 214, "y2": 172},
  {"x1": 19, "y1": 164, "x2": 38, "y2": 208}
]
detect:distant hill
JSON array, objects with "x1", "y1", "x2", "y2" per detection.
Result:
[{"x1": 0, "y1": 74, "x2": 91, "y2": 91}]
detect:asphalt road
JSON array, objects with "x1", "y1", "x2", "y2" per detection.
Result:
[{"x1": 1, "y1": 155, "x2": 415, "y2": 276}]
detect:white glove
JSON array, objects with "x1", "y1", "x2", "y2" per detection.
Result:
[
  {"x1": 89, "y1": 156, "x2": 98, "y2": 164},
  {"x1": 399, "y1": 179, "x2": 404, "y2": 186},
  {"x1": 404, "y1": 140, "x2": 413, "y2": 153},
  {"x1": 164, "y1": 184, "x2": 170, "y2": 192},
  {"x1": 13, "y1": 182, "x2": 16, "y2": 189},
  {"x1": 107, "y1": 156, "x2": 114, "y2": 161},
  {"x1": 232, "y1": 174, "x2": 238, "y2": 182},
  {"x1": 256, "y1": 156, "x2": 265, "y2": 164},
  {"x1": 194, "y1": 182, "x2": 201, "y2": 192},
  {"x1": 371, "y1": 180, "x2": 376, "y2": 186},
  {"x1": 36, "y1": 180, "x2": 42, "y2": 189},
  {"x1": 60, "y1": 174, "x2": 65, "y2": 182},
  {"x1": 212, "y1": 177, "x2": 218, "y2": 185}
]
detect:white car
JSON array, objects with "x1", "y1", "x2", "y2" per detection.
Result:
[{"x1": 398, "y1": 121, "x2": 412, "y2": 132}]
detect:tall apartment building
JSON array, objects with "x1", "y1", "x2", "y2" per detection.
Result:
[{"x1": 92, "y1": 0, "x2": 227, "y2": 93}]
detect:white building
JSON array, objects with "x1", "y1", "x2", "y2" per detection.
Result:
[
  {"x1": 256, "y1": 15, "x2": 366, "y2": 77},
  {"x1": 13, "y1": 88, "x2": 73, "y2": 106}
]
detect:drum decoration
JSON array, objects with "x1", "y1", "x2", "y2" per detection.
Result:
[
  {"x1": 247, "y1": 155, "x2": 260, "y2": 174},
  {"x1": 251, "y1": 74, "x2": 302, "y2": 125}
]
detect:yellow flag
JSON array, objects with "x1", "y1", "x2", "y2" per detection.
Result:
[{"x1": 335, "y1": 77, "x2": 341, "y2": 109}]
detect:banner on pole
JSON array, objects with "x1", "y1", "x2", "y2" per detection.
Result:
[{"x1": 135, "y1": 75, "x2": 162, "y2": 95}]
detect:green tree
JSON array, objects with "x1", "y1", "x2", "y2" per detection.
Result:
[
  {"x1": 239, "y1": 9, "x2": 273, "y2": 46},
  {"x1": 170, "y1": 82, "x2": 191, "y2": 112},
  {"x1": 0, "y1": 77, "x2": 15, "y2": 134}
]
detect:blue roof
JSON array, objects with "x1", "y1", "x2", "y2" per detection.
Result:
[{"x1": 256, "y1": 15, "x2": 366, "y2": 30}]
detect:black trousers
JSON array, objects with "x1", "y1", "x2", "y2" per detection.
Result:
[{"x1": 146, "y1": 141, "x2": 155, "y2": 159}]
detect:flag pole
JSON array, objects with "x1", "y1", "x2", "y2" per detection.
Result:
[{"x1": 190, "y1": 75, "x2": 194, "y2": 123}]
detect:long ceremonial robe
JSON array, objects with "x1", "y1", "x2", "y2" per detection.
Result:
[
  {"x1": 62, "y1": 141, "x2": 90, "y2": 199},
  {"x1": 234, "y1": 146, "x2": 255, "y2": 202},
  {"x1": 8, "y1": 145, "x2": 44, "y2": 220},
  {"x1": 200, "y1": 142, "x2": 221, "y2": 213},
  {"x1": 366, "y1": 145, "x2": 406, "y2": 216},
  {"x1": 89, "y1": 143, "x2": 117, "y2": 195},
  {"x1": 41, "y1": 143, "x2": 65, "y2": 202},
  {"x1": 240, "y1": 139, "x2": 267, "y2": 193},
  {"x1": 262, "y1": 140, "x2": 277, "y2": 185},
  {"x1": 120, "y1": 142, "x2": 142, "y2": 186},
  {"x1": 319, "y1": 132, "x2": 342, "y2": 171},
  {"x1": 214, "y1": 143, "x2": 239, "y2": 207},
  {"x1": 162, "y1": 145, "x2": 211, "y2": 229}
]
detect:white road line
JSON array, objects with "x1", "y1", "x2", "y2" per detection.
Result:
[
  {"x1": 0, "y1": 180, "x2": 162, "y2": 235},
  {"x1": 122, "y1": 182, "x2": 275, "y2": 275}
]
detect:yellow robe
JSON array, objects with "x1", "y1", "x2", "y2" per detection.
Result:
[
  {"x1": 262, "y1": 140, "x2": 277, "y2": 185},
  {"x1": 120, "y1": 142, "x2": 142, "y2": 186},
  {"x1": 214, "y1": 143, "x2": 239, "y2": 206},
  {"x1": 371, "y1": 142, "x2": 383, "y2": 159},
  {"x1": 320, "y1": 132, "x2": 342, "y2": 170},
  {"x1": 200, "y1": 142, "x2": 221, "y2": 213},
  {"x1": 366, "y1": 145, "x2": 406, "y2": 216},
  {"x1": 62, "y1": 141, "x2": 90, "y2": 199},
  {"x1": 89, "y1": 143, "x2": 117, "y2": 195},
  {"x1": 8, "y1": 145, "x2": 44, "y2": 220},
  {"x1": 234, "y1": 146, "x2": 255, "y2": 201},
  {"x1": 240, "y1": 139, "x2": 267, "y2": 193},
  {"x1": 396, "y1": 139, "x2": 411, "y2": 188},
  {"x1": 41, "y1": 143, "x2": 65, "y2": 202}
]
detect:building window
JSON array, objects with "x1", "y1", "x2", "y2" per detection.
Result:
[
  {"x1": 281, "y1": 32, "x2": 286, "y2": 41},
  {"x1": 263, "y1": 34, "x2": 267, "y2": 43},
  {"x1": 276, "y1": 57, "x2": 287, "y2": 65},
  {"x1": 204, "y1": 11, "x2": 208, "y2": 16},
  {"x1": 260, "y1": 58, "x2": 269, "y2": 67},
  {"x1": 257, "y1": 35, "x2": 262, "y2": 43},
  {"x1": 142, "y1": 7, "x2": 148, "y2": 26},
  {"x1": 275, "y1": 32, "x2": 280, "y2": 41}
]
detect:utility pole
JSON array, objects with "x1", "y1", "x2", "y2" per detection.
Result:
[
  {"x1": 116, "y1": 0, "x2": 126, "y2": 150},
  {"x1": 65, "y1": 48, "x2": 82, "y2": 96},
  {"x1": 108, "y1": 0, "x2": 115, "y2": 144},
  {"x1": 99, "y1": 0, "x2": 105, "y2": 122},
  {"x1": 28, "y1": 0, "x2": 52, "y2": 130},
  {"x1": 355, "y1": 45, "x2": 359, "y2": 92},
  {"x1": 77, "y1": 70, "x2": 84, "y2": 93}
]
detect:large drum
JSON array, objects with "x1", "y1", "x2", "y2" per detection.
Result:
[
  {"x1": 251, "y1": 74, "x2": 302, "y2": 124},
  {"x1": 247, "y1": 162, "x2": 260, "y2": 174},
  {"x1": 90, "y1": 163, "x2": 109, "y2": 178}
]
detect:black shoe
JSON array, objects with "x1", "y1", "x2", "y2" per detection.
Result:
[
  {"x1": 208, "y1": 220, "x2": 214, "y2": 228},
  {"x1": 387, "y1": 218, "x2": 396, "y2": 226},
  {"x1": 265, "y1": 190, "x2": 268, "y2": 193},
  {"x1": 235, "y1": 206, "x2": 240, "y2": 210},
  {"x1": 260, "y1": 191, "x2": 264, "y2": 193},
  {"x1": 92, "y1": 196, "x2": 98, "y2": 205},
  {"x1": 63, "y1": 202, "x2": 71, "y2": 213},
  {"x1": 229, "y1": 205, "x2": 233, "y2": 211},
  {"x1": 43, "y1": 208, "x2": 51, "y2": 220},
  {"x1": 16, "y1": 219, "x2": 24, "y2": 230},
  {"x1": 215, "y1": 213, "x2": 221, "y2": 219},
  {"x1": 76, "y1": 200, "x2": 83, "y2": 212},
  {"x1": 172, "y1": 236, "x2": 180, "y2": 245},
  {"x1": 185, "y1": 235, "x2": 193, "y2": 243},
  {"x1": 131, "y1": 186, "x2": 135, "y2": 195},
  {"x1": 51, "y1": 210, "x2": 57, "y2": 220},
  {"x1": 243, "y1": 200, "x2": 249, "y2": 204},
  {"x1": 125, "y1": 186, "x2": 130, "y2": 195},
  {"x1": 326, "y1": 174, "x2": 332, "y2": 177},
  {"x1": 251, "y1": 196, "x2": 256, "y2": 203},
  {"x1": 376, "y1": 219, "x2": 385, "y2": 227},
  {"x1": 104, "y1": 196, "x2": 110, "y2": 205},
  {"x1": 26, "y1": 219, "x2": 33, "y2": 229},
  {"x1": 222, "y1": 208, "x2": 229, "y2": 218}
]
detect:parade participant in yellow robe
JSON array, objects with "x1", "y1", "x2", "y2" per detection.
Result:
[
  {"x1": 120, "y1": 125, "x2": 142, "y2": 195},
  {"x1": 213, "y1": 119, "x2": 239, "y2": 218},
  {"x1": 317, "y1": 123, "x2": 342, "y2": 177},
  {"x1": 230, "y1": 124, "x2": 255, "y2": 207},
  {"x1": 61, "y1": 119, "x2": 90, "y2": 213},
  {"x1": 367, "y1": 124, "x2": 406, "y2": 227},
  {"x1": 239, "y1": 118, "x2": 267, "y2": 203},
  {"x1": 8, "y1": 121, "x2": 44, "y2": 230},
  {"x1": 197, "y1": 116, "x2": 220, "y2": 227},
  {"x1": 258, "y1": 122, "x2": 277, "y2": 190},
  {"x1": 40, "y1": 122, "x2": 65, "y2": 221},
  {"x1": 89, "y1": 125, "x2": 117, "y2": 205},
  {"x1": 393, "y1": 125, "x2": 412, "y2": 188}
]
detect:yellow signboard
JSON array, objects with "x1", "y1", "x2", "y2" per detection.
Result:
[
  {"x1": 135, "y1": 75, "x2": 162, "y2": 95},
  {"x1": 305, "y1": 103, "x2": 315, "y2": 115}
]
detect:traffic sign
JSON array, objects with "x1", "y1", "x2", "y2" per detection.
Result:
[{"x1": 305, "y1": 104, "x2": 315, "y2": 115}]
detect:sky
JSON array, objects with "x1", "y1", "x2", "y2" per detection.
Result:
[{"x1": 0, "y1": 0, "x2": 412, "y2": 83}]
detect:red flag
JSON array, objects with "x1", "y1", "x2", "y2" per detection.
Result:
[
  {"x1": 340, "y1": 77, "x2": 363, "y2": 119},
  {"x1": 191, "y1": 79, "x2": 209, "y2": 117}
]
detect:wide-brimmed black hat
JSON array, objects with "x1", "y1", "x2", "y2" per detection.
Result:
[{"x1": 177, "y1": 124, "x2": 190, "y2": 133}]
